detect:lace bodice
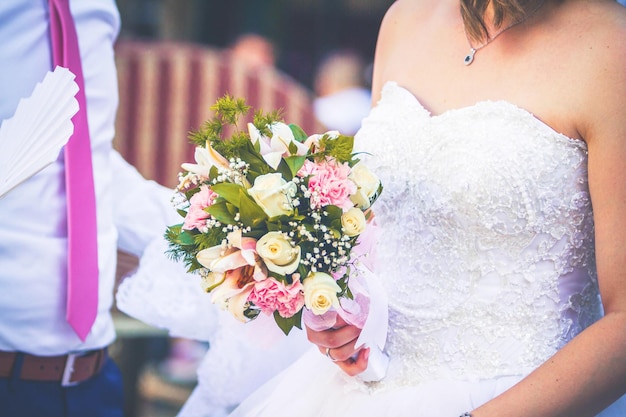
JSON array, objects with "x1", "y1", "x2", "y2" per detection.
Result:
[{"x1": 356, "y1": 82, "x2": 602, "y2": 389}]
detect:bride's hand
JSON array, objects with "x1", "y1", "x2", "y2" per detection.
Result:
[{"x1": 305, "y1": 315, "x2": 370, "y2": 376}]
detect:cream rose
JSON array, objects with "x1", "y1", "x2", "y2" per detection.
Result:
[
  {"x1": 341, "y1": 207, "x2": 367, "y2": 237},
  {"x1": 349, "y1": 162, "x2": 381, "y2": 209},
  {"x1": 256, "y1": 231, "x2": 301, "y2": 275},
  {"x1": 303, "y1": 272, "x2": 341, "y2": 315},
  {"x1": 248, "y1": 173, "x2": 296, "y2": 218}
]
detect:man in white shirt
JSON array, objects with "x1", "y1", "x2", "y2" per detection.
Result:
[{"x1": 0, "y1": 2, "x2": 177, "y2": 415}]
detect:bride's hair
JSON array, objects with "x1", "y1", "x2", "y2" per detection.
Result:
[{"x1": 460, "y1": 0, "x2": 536, "y2": 43}]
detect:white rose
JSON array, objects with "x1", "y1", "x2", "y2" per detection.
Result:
[
  {"x1": 349, "y1": 162, "x2": 381, "y2": 209},
  {"x1": 248, "y1": 173, "x2": 296, "y2": 218},
  {"x1": 256, "y1": 231, "x2": 301, "y2": 275},
  {"x1": 341, "y1": 207, "x2": 367, "y2": 237},
  {"x1": 303, "y1": 272, "x2": 341, "y2": 315}
]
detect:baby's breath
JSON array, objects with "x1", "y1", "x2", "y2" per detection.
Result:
[{"x1": 164, "y1": 95, "x2": 382, "y2": 335}]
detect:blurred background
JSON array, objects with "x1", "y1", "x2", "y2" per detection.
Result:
[
  {"x1": 116, "y1": 0, "x2": 391, "y2": 88},
  {"x1": 111, "y1": 1, "x2": 393, "y2": 417}
]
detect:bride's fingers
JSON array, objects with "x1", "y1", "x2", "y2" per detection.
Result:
[
  {"x1": 317, "y1": 338, "x2": 356, "y2": 362},
  {"x1": 306, "y1": 323, "x2": 361, "y2": 349},
  {"x1": 335, "y1": 347, "x2": 370, "y2": 377},
  {"x1": 332, "y1": 315, "x2": 349, "y2": 327}
]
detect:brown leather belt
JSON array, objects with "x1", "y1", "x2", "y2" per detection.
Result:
[{"x1": 0, "y1": 348, "x2": 107, "y2": 386}]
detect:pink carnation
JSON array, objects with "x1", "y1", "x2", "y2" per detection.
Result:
[
  {"x1": 182, "y1": 185, "x2": 218, "y2": 231},
  {"x1": 249, "y1": 278, "x2": 305, "y2": 318},
  {"x1": 298, "y1": 159, "x2": 356, "y2": 210},
  {"x1": 297, "y1": 159, "x2": 317, "y2": 178}
]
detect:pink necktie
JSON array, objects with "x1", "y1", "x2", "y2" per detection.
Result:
[{"x1": 49, "y1": 0, "x2": 99, "y2": 341}]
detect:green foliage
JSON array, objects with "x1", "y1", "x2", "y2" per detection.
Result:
[
  {"x1": 252, "y1": 109, "x2": 284, "y2": 136},
  {"x1": 167, "y1": 94, "x2": 382, "y2": 336},
  {"x1": 217, "y1": 131, "x2": 256, "y2": 160},
  {"x1": 188, "y1": 95, "x2": 287, "y2": 164},
  {"x1": 283, "y1": 155, "x2": 306, "y2": 179},
  {"x1": 164, "y1": 224, "x2": 193, "y2": 256},
  {"x1": 164, "y1": 220, "x2": 227, "y2": 272},
  {"x1": 206, "y1": 200, "x2": 237, "y2": 224},
  {"x1": 211, "y1": 95, "x2": 251, "y2": 124},
  {"x1": 312, "y1": 134, "x2": 355, "y2": 164},
  {"x1": 288, "y1": 123, "x2": 308, "y2": 142},
  {"x1": 164, "y1": 225, "x2": 201, "y2": 270},
  {"x1": 188, "y1": 118, "x2": 222, "y2": 148},
  {"x1": 237, "y1": 140, "x2": 274, "y2": 179},
  {"x1": 238, "y1": 188, "x2": 269, "y2": 228},
  {"x1": 273, "y1": 309, "x2": 303, "y2": 335},
  {"x1": 211, "y1": 182, "x2": 245, "y2": 207}
]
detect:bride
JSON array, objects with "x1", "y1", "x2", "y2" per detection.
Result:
[
  {"x1": 119, "y1": 0, "x2": 626, "y2": 416},
  {"x1": 225, "y1": 0, "x2": 626, "y2": 416}
]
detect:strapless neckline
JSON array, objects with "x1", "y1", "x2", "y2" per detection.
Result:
[
  {"x1": 352, "y1": 80, "x2": 599, "y2": 389},
  {"x1": 379, "y1": 81, "x2": 582, "y2": 145}
]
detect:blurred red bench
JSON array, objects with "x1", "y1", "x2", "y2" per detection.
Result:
[{"x1": 113, "y1": 40, "x2": 321, "y2": 188}]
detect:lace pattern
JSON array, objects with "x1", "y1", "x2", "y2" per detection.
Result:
[{"x1": 355, "y1": 82, "x2": 602, "y2": 390}]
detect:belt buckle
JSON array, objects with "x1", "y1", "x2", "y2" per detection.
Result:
[{"x1": 61, "y1": 352, "x2": 79, "y2": 387}]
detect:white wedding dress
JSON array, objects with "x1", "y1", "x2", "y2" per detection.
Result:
[{"x1": 225, "y1": 81, "x2": 626, "y2": 417}]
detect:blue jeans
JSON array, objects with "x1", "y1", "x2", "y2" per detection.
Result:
[{"x1": 0, "y1": 354, "x2": 124, "y2": 417}]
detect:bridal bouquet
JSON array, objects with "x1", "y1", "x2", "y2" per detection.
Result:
[{"x1": 165, "y1": 96, "x2": 383, "y2": 336}]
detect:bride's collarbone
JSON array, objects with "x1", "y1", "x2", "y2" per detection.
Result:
[{"x1": 385, "y1": 50, "x2": 580, "y2": 139}]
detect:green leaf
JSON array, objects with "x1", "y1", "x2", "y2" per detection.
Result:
[
  {"x1": 185, "y1": 187, "x2": 201, "y2": 201},
  {"x1": 289, "y1": 124, "x2": 308, "y2": 142},
  {"x1": 287, "y1": 141, "x2": 297, "y2": 155},
  {"x1": 273, "y1": 309, "x2": 303, "y2": 335},
  {"x1": 211, "y1": 183, "x2": 244, "y2": 207},
  {"x1": 244, "y1": 307, "x2": 261, "y2": 321},
  {"x1": 265, "y1": 219, "x2": 284, "y2": 232},
  {"x1": 240, "y1": 148, "x2": 273, "y2": 178},
  {"x1": 252, "y1": 137, "x2": 261, "y2": 153},
  {"x1": 283, "y1": 155, "x2": 306, "y2": 178},
  {"x1": 165, "y1": 224, "x2": 197, "y2": 247},
  {"x1": 177, "y1": 229, "x2": 197, "y2": 246},
  {"x1": 275, "y1": 158, "x2": 294, "y2": 181},
  {"x1": 209, "y1": 165, "x2": 219, "y2": 181},
  {"x1": 267, "y1": 270, "x2": 289, "y2": 284},
  {"x1": 297, "y1": 263, "x2": 310, "y2": 280},
  {"x1": 206, "y1": 200, "x2": 237, "y2": 224},
  {"x1": 244, "y1": 228, "x2": 268, "y2": 239},
  {"x1": 238, "y1": 188, "x2": 268, "y2": 227},
  {"x1": 324, "y1": 205, "x2": 343, "y2": 221}
]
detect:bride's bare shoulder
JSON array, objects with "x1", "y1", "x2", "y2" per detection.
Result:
[
  {"x1": 561, "y1": 1, "x2": 626, "y2": 88},
  {"x1": 377, "y1": 0, "x2": 438, "y2": 53},
  {"x1": 560, "y1": 0, "x2": 626, "y2": 144},
  {"x1": 559, "y1": 0, "x2": 626, "y2": 42},
  {"x1": 379, "y1": 0, "x2": 435, "y2": 32}
]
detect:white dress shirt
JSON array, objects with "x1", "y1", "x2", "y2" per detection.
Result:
[{"x1": 0, "y1": 0, "x2": 177, "y2": 355}]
